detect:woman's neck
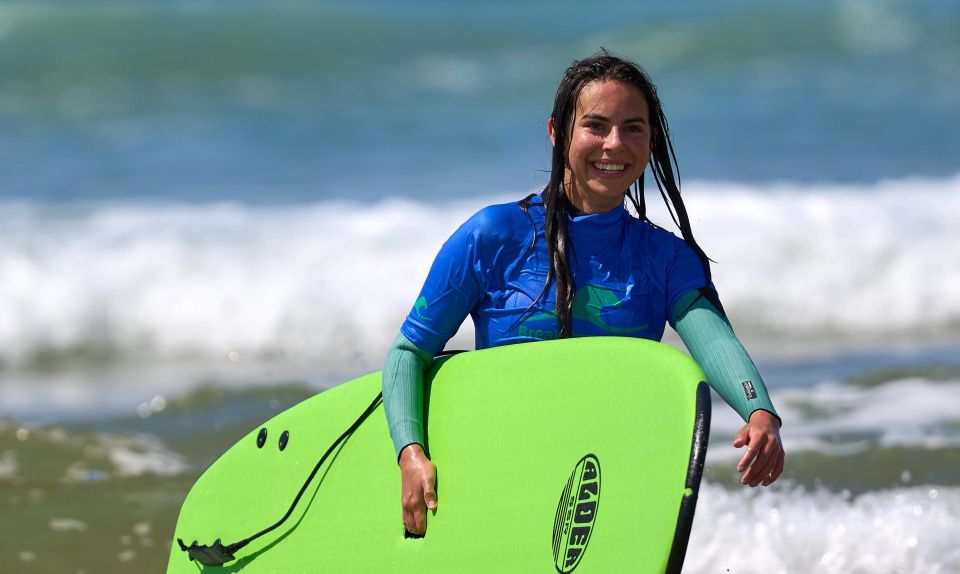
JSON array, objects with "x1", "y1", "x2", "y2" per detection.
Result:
[{"x1": 563, "y1": 182, "x2": 625, "y2": 215}]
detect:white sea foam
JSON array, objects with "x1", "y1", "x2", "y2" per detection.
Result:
[
  {"x1": 680, "y1": 175, "x2": 960, "y2": 340},
  {"x1": 49, "y1": 518, "x2": 87, "y2": 532},
  {"x1": 0, "y1": 174, "x2": 957, "y2": 370},
  {"x1": 104, "y1": 433, "x2": 189, "y2": 478},
  {"x1": 687, "y1": 482, "x2": 960, "y2": 573},
  {"x1": 708, "y1": 375, "x2": 960, "y2": 461},
  {"x1": 0, "y1": 449, "x2": 17, "y2": 478},
  {"x1": 5, "y1": 423, "x2": 189, "y2": 480}
]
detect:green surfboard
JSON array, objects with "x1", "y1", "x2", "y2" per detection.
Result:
[{"x1": 167, "y1": 337, "x2": 710, "y2": 573}]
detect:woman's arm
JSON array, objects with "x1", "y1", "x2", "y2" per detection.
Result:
[
  {"x1": 383, "y1": 332, "x2": 433, "y2": 459},
  {"x1": 672, "y1": 289, "x2": 785, "y2": 487},
  {"x1": 383, "y1": 332, "x2": 438, "y2": 535}
]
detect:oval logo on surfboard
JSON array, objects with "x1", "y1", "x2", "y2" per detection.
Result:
[{"x1": 552, "y1": 454, "x2": 601, "y2": 573}]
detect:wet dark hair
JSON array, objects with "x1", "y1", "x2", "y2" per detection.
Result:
[{"x1": 520, "y1": 48, "x2": 714, "y2": 337}]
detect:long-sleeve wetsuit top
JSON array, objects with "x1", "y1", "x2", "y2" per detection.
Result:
[
  {"x1": 386, "y1": 195, "x2": 778, "y2": 457},
  {"x1": 400, "y1": 196, "x2": 706, "y2": 353}
]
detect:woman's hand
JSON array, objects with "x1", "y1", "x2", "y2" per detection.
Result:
[
  {"x1": 733, "y1": 410, "x2": 784, "y2": 487},
  {"x1": 398, "y1": 443, "x2": 438, "y2": 535}
]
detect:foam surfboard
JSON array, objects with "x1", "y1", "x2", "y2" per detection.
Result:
[{"x1": 167, "y1": 337, "x2": 711, "y2": 573}]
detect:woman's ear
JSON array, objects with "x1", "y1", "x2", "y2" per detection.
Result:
[{"x1": 547, "y1": 117, "x2": 556, "y2": 147}]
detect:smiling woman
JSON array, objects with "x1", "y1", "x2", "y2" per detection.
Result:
[
  {"x1": 383, "y1": 49, "x2": 784, "y2": 539},
  {"x1": 548, "y1": 80, "x2": 652, "y2": 214}
]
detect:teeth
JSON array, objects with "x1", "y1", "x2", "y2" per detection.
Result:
[{"x1": 594, "y1": 162, "x2": 625, "y2": 172}]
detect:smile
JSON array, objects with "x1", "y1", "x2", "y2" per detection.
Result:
[{"x1": 592, "y1": 162, "x2": 627, "y2": 174}]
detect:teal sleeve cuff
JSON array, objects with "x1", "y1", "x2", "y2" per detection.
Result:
[
  {"x1": 672, "y1": 289, "x2": 780, "y2": 425},
  {"x1": 382, "y1": 332, "x2": 434, "y2": 461}
]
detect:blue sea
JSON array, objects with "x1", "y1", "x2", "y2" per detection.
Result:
[{"x1": 2, "y1": 1, "x2": 959, "y2": 572}]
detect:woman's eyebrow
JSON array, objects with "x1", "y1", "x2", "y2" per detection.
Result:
[
  {"x1": 581, "y1": 112, "x2": 648, "y2": 124},
  {"x1": 581, "y1": 113, "x2": 609, "y2": 122}
]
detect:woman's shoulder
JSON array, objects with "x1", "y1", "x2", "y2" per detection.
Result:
[
  {"x1": 459, "y1": 198, "x2": 540, "y2": 240},
  {"x1": 628, "y1": 217, "x2": 697, "y2": 255}
]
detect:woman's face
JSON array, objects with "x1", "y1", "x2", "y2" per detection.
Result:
[{"x1": 549, "y1": 80, "x2": 652, "y2": 214}]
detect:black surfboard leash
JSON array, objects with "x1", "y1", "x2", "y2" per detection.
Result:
[{"x1": 177, "y1": 390, "x2": 384, "y2": 566}]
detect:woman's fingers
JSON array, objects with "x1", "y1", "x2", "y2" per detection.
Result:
[
  {"x1": 402, "y1": 487, "x2": 425, "y2": 534},
  {"x1": 412, "y1": 473, "x2": 437, "y2": 533},
  {"x1": 732, "y1": 424, "x2": 750, "y2": 449},
  {"x1": 402, "y1": 508, "x2": 417, "y2": 535},
  {"x1": 423, "y1": 479, "x2": 438, "y2": 511},
  {"x1": 738, "y1": 438, "x2": 768, "y2": 482},
  {"x1": 736, "y1": 428, "x2": 763, "y2": 473},
  {"x1": 761, "y1": 450, "x2": 785, "y2": 486},
  {"x1": 744, "y1": 439, "x2": 778, "y2": 486},
  {"x1": 402, "y1": 478, "x2": 430, "y2": 535},
  {"x1": 413, "y1": 499, "x2": 427, "y2": 534}
]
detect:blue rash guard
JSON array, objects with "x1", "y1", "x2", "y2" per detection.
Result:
[
  {"x1": 401, "y1": 196, "x2": 709, "y2": 354},
  {"x1": 387, "y1": 196, "x2": 780, "y2": 458}
]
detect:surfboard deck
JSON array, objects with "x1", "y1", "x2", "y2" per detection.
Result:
[{"x1": 167, "y1": 337, "x2": 710, "y2": 573}]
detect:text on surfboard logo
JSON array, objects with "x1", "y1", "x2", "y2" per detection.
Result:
[{"x1": 552, "y1": 454, "x2": 601, "y2": 573}]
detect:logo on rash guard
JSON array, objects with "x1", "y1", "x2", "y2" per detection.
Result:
[
  {"x1": 520, "y1": 285, "x2": 648, "y2": 337},
  {"x1": 413, "y1": 296, "x2": 431, "y2": 321},
  {"x1": 553, "y1": 454, "x2": 601, "y2": 573}
]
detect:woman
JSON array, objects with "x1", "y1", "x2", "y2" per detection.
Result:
[{"x1": 383, "y1": 50, "x2": 784, "y2": 536}]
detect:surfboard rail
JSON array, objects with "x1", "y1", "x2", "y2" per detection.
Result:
[{"x1": 666, "y1": 381, "x2": 711, "y2": 573}]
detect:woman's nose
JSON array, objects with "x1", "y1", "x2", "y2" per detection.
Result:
[{"x1": 603, "y1": 128, "x2": 622, "y2": 149}]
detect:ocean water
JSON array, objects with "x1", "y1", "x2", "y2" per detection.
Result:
[{"x1": 2, "y1": 0, "x2": 959, "y2": 572}]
